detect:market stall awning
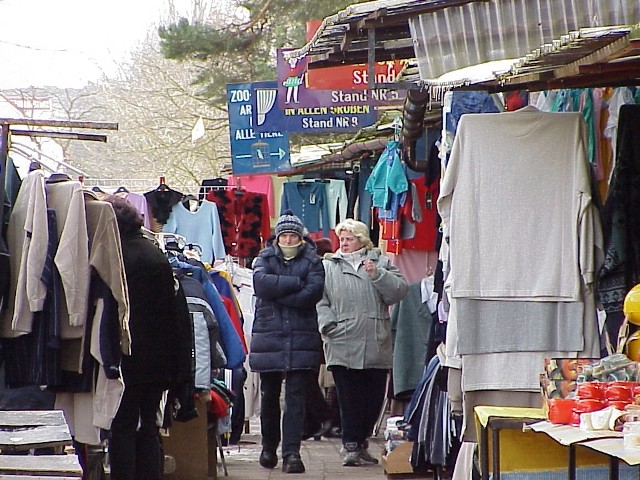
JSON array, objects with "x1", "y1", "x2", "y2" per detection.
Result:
[
  {"x1": 492, "y1": 25, "x2": 640, "y2": 91},
  {"x1": 409, "y1": 0, "x2": 639, "y2": 80},
  {"x1": 286, "y1": 0, "x2": 640, "y2": 93},
  {"x1": 283, "y1": 0, "x2": 483, "y2": 68},
  {"x1": 399, "y1": 24, "x2": 640, "y2": 93}
]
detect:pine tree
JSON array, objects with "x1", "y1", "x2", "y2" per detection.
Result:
[{"x1": 158, "y1": 0, "x2": 364, "y2": 103}]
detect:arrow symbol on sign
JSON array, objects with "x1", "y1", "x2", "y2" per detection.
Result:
[{"x1": 270, "y1": 148, "x2": 286, "y2": 160}]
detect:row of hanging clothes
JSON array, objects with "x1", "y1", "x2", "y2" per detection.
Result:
[
  {"x1": 2, "y1": 170, "x2": 132, "y2": 448},
  {"x1": 431, "y1": 87, "x2": 640, "y2": 480},
  {"x1": 394, "y1": 88, "x2": 613, "y2": 477},
  {"x1": 143, "y1": 178, "x2": 264, "y2": 443},
  {"x1": 198, "y1": 163, "x2": 435, "y2": 255},
  {"x1": 365, "y1": 137, "x2": 441, "y2": 256},
  {"x1": 0, "y1": 169, "x2": 249, "y2": 452},
  {"x1": 155, "y1": 232, "x2": 247, "y2": 436},
  {"x1": 87, "y1": 178, "x2": 271, "y2": 265},
  {"x1": 214, "y1": 170, "x2": 370, "y2": 251}
]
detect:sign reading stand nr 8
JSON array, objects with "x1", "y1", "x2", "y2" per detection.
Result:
[{"x1": 227, "y1": 83, "x2": 291, "y2": 175}]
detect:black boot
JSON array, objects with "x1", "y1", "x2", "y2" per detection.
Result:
[
  {"x1": 282, "y1": 454, "x2": 305, "y2": 474},
  {"x1": 259, "y1": 450, "x2": 278, "y2": 469}
]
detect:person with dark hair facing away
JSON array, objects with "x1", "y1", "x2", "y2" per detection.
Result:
[
  {"x1": 250, "y1": 210, "x2": 325, "y2": 474},
  {"x1": 105, "y1": 196, "x2": 184, "y2": 480},
  {"x1": 301, "y1": 237, "x2": 334, "y2": 441}
]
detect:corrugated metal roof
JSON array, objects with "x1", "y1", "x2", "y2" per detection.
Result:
[
  {"x1": 283, "y1": 0, "x2": 481, "y2": 67},
  {"x1": 286, "y1": 0, "x2": 640, "y2": 94},
  {"x1": 410, "y1": 0, "x2": 640, "y2": 80},
  {"x1": 400, "y1": 24, "x2": 640, "y2": 95}
]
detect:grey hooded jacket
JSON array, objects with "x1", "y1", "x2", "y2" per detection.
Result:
[{"x1": 317, "y1": 248, "x2": 408, "y2": 369}]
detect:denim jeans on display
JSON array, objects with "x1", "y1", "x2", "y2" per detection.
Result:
[{"x1": 447, "y1": 91, "x2": 501, "y2": 136}]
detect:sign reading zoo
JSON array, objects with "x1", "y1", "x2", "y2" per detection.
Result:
[{"x1": 227, "y1": 83, "x2": 291, "y2": 175}]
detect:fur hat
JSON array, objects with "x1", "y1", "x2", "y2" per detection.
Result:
[
  {"x1": 275, "y1": 210, "x2": 304, "y2": 239},
  {"x1": 315, "y1": 237, "x2": 333, "y2": 256}
]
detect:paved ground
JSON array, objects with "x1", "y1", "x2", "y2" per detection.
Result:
[{"x1": 218, "y1": 434, "x2": 392, "y2": 480}]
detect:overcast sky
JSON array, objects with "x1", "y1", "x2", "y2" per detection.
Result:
[{"x1": 0, "y1": 0, "x2": 195, "y2": 88}]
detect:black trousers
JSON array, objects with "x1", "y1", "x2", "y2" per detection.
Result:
[
  {"x1": 260, "y1": 370, "x2": 311, "y2": 458},
  {"x1": 109, "y1": 383, "x2": 165, "y2": 480},
  {"x1": 302, "y1": 372, "x2": 331, "y2": 437},
  {"x1": 331, "y1": 367, "x2": 388, "y2": 446},
  {"x1": 229, "y1": 367, "x2": 247, "y2": 445}
]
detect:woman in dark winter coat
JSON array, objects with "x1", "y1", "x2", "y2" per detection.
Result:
[
  {"x1": 106, "y1": 196, "x2": 183, "y2": 480},
  {"x1": 249, "y1": 210, "x2": 325, "y2": 474}
]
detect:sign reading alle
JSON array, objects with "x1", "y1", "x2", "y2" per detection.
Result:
[{"x1": 227, "y1": 83, "x2": 291, "y2": 175}]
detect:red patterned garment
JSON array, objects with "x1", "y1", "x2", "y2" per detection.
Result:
[
  {"x1": 385, "y1": 178, "x2": 440, "y2": 254},
  {"x1": 206, "y1": 189, "x2": 271, "y2": 258}
]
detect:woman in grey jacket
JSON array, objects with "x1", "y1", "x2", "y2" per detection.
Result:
[{"x1": 317, "y1": 219, "x2": 407, "y2": 466}]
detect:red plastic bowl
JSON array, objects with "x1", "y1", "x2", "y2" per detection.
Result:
[{"x1": 548, "y1": 398, "x2": 576, "y2": 424}]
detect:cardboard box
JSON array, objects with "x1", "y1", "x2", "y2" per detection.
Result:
[{"x1": 382, "y1": 441, "x2": 414, "y2": 475}]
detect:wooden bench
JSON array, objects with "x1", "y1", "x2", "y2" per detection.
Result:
[
  {"x1": 0, "y1": 477, "x2": 78, "y2": 480},
  {"x1": 0, "y1": 455, "x2": 82, "y2": 477},
  {"x1": 0, "y1": 411, "x2": 73, "y2": 453},
  {"x1": 0, "y1": 411, "x2": 81, "y2": 478}
]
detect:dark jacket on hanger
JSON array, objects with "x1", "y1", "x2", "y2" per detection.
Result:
[
  {"x1": 168, "y1": 258, "x2": 247, "y2": 370},
  {"x1": 144, "y1": 188, "x2": 184, "y2": 226},
  {"x1": 599, "y1": 104, "x2": 640, "y2": 313}
]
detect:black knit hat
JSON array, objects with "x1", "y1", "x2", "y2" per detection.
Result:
[{"x1": 275, "y1": 210, "x2": 304, "y2": 239}]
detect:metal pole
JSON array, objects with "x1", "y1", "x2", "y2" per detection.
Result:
[
  {"x1": 11, "y1": 130, "x2": 108, "y2": 143},
  {"x1": 368, "y1": 28, "x2": 376, "y2": 90},
  {"x1": 0, "y1": 123, "x2": 9, "y2": 239},
  {"x1": 568, "y1": 444, "x2": 576, "y2": 480},
  {"x1": 0, "y1": 118, "x2": 118, "y2": 130}
]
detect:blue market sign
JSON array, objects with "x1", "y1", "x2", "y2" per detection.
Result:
[
  {"x1": 251, "y1": 81, "x2": 376, "y2": 134},
  {"x1": 227, "y1": 83, "x2": 291, "y2": 175}
]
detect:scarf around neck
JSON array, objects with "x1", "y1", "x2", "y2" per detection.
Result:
[
  {"x1": 279, "y1": 241, "x2": 303, "y2": 260},
  {"x1": 337, "y1": 247, "x2": 368, "y2": 270}
]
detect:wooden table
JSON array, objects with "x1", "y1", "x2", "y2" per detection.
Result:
[
  {"x1": 531, "y1": 421, "x2": 640, "y2": 480},
  {"x1": 474, "y1": 406, "x2": 547, "y2": 480}
]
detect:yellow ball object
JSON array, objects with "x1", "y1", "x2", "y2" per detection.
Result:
[
  {"x1": 624, "y1": 284, "x2": 640, "y2": 326},
  {"x1": 627, "y1": 333, "x2": 640, "y2": 363}
]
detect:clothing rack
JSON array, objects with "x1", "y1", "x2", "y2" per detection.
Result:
[
  {"x1": 0, "y1": 118, "x2": 118, "y2": 239},
  {"x1": 81, "y1": 178, "x2": 198, "y2": 193},
  {"x1": 199, "y1": 185, "x2": 245, "y2": 194},
  {"x1": 155, "y1": 233, "x2": 188, "y2": 253},
  {"x1": 201, "y1": 185, "x2": 237, "y2": 190},
  {"x1": 212, "y1": 255, "x2": 241, "y2": 279},
  {"x1": 11, "y1": 142, "x2": 87, "y2": 176}
]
